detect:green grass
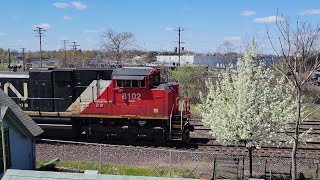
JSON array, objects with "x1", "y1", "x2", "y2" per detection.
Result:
[{"x1": 37, "y1": 160, "x2": 197, "y2": 178}]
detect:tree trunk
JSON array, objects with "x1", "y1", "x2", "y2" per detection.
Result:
[
  {"x1": 292, "y1": 88, "x2": 301, "y2": 180},
  {"x1": 248, "y1": 147, "x2": 254, "y2": 178}
]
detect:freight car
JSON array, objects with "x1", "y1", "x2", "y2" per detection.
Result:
[{"x1": 0, "y1": 67, "x2": 194, "y2": 143}]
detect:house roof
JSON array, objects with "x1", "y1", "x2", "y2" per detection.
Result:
[
  {"x1": 2, "y1": 169, "x2": 194, "y2": 180},
  {"x1": 0, "y1": 89, "x2": 43, "y2": 137}
]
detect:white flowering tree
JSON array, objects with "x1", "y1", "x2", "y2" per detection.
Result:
[{"x1": 198, "y1": 42, "x2": 296, "y2": 177}]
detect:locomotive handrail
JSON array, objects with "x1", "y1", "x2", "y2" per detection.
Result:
[
  {"x1": 180, "y1": 100, "x2": 185, "y2": 131},
  {"x1": 169, "y1": 104, "x2": 174, "y2": 139},
  {"x1": 12, "y1": 97, "x2": 65, "y2": 100}
]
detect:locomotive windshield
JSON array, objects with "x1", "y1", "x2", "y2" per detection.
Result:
[{"x1": 150, "y1": 75, "x2": 160, "y2": 88}]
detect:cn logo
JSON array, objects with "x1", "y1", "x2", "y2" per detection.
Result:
[{"x1": 3, "y1": 82, "x2": 28, "y2": 101}]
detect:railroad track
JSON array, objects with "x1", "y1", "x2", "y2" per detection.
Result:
[
  {"x1": 188, "y1": 119, "x2": 320, "y2": 158},
  {"x1": 36, "y1": 118, "x2": 320, "y2": 158},
  {"x1": 36, "y1": 137, "x2": 320, "y2": 159}
]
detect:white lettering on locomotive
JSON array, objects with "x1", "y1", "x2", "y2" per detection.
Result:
[
  {"x1": 122, "y1": 93, "x2": 141, "y2": 100},
  {"x1": 4, "y1": 82, "x2": 28, "y2": 101}
]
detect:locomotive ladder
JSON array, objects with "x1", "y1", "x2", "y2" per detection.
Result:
[{"x1": 169, "y1": 101, "x2": 184, "y2": 141}]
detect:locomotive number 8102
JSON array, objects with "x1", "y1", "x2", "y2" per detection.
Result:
[{"x1": 0, "y1": 67, "x2": 194, "y2": 144}]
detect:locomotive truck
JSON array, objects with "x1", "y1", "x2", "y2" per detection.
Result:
[{"x1": 0, "y1": 67, "x2": 194, "y2": 143}]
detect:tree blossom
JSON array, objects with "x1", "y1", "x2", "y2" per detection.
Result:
[{"x1": 199, "y1": 42, "x2": 296, "y2": 150}]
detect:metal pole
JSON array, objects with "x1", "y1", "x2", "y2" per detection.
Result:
[
  {"x1": 100, "y1": 144, "x2": 102, "y2": 173},
  {"x1": 61, "y1": 40, "x2": 68, "y2": 68},
  {"x1": 8, "y1": 49, "x2": 10, "y2": 68},
  {"x1": 316, "y1": 163, "x2": 319, "y2": 180},
  {"x1": 249, "y1": 148, "x2": 253, "y2": 178},
  {"x1": 34, "y1": 27, "x2": 46, "y2": 68},
  {"x1": 265, "y1": 159, "x2": 267, "y2": 178},
  {"x1": 178, "y1": 27, "x2": 181, "y2": 67},
  {"x1": 169, "y1": 150, "x2": 172, "y2": 177},
  {"x1": 242, "y1": 156, "x2": 245, "y2": 179},
  {"x1": 174, "y1": 27, "x2": 184, "y2": 67},
  {"x1": 212, "y1": 159, "x2": 217, "y2": 180},
  {"x1": 21, "y1": 48, "x2": 26, "y2": 71},
  {"x1": 39, "y1": 33, "x2": 42, "y2": 68}
]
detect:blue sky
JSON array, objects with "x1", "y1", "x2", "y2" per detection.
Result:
[{"x1": 0, "y1": 0, "x2": 319, "y2": 53}]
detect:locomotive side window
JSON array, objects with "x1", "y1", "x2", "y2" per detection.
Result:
[
  {"x1": 123, "y1": 80, "x2": 131, "y2": 87},
  {"x1": 132, "y1": 80, "x2": 139, "y2": 88},
  {"x1": 116, "y1": 80, "x2": 122, "y2": 87},
  {"x1": 116, "y1": 78, "x2": 146, "y2": 88},
  {"x1": 140, "y1": 78, "x2": 146, "y2": 88}
]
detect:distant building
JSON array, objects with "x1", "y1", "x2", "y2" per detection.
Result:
[
  {"x1": 29, "y1": 58, "x2": 57, "y2": 68},
  {"x1": 258, "y1": 55, "x2": 281, "y2": 67},
  {"x1": 0, "y1": 89, "x2": 43, "y2": 177},
  {"x1": 157, "y1": 54, "x2": 281, "y2": 69},
  {"x1": 156, "y1": 55, "x2": 236, "y2": 69}
]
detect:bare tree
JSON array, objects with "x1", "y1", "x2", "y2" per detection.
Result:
[
  {"x1": 267, "y1": 16, "x2": 320, "y2": 180},
  {"x1": 218, "y1": 40, "x2": 236, "y2": 54},
  {"x1": 216, "y1": 40, "x2": 238, "y2": 65},
  {"x1": 101, "y1": 29, "x2": 136, "y2": 65}
]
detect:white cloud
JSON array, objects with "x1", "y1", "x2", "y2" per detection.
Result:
[
  {"x1": 33, "y1": 23, "x2": 51, "y2": 29},
  {"x1": 53, "y1": 2, "x2": 69, "y2": 8},
  {"x1": 253, "y1": 16, "x2": 284, "y2": 23},
  {"x1": 224, "y1": 36, "x2": 241, "y2": 41},
  {"x1": 71, "y1": 1, "x2": 87, "y2": 10},
  {"x1": 63, "y1": 15, "x2": 72, "y2": 20},
  {"x1": 299, "y1": 9, "x2": 320, "y2": 16},
  {"x1": 0, "y1": 32, "x2": 7, "y2": 36},
  {"x1": 83, "y1": 29, "x2": 99, "y2": 33},
  {"x1": 164, "y1": 27, "x2": 174, "y2": 31},
  {"x1": 241, "y1": 10, "x2": 256, "y2": 16}
]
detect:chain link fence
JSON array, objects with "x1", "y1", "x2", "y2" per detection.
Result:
[{"x1": 36, "y1": 139, "x2": 320, "y2": 179}]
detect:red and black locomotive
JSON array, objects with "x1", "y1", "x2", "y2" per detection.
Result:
[{"x1": 0, "y1": 67, "x2": 194, "y2": 143}]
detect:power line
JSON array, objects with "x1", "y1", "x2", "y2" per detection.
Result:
[
  {"x1": 174, "y1": 27, "x2": 185, "y2": 67},
  {"x1": 70, "y1": 41, "x2": 80, "y2": 65},
  {"x1": 70, "y1": 41, "x2": 80, "y2": 52},
  {"x1": 61, "y1": 40, "x2": 69, "y2": 68},
  {"x1": 34, "y1": 27, "x2": 46, "y2": 68}
]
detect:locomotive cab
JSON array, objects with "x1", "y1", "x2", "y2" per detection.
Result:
[{"x1": 111, "y1": 67, "x2": 193, "y2": 143}]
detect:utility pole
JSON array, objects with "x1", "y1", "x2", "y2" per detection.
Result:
[
  {"x1": 21, "y1": 48, "x2": 26, "y2": 71},
  {"x1": 7, "y1": 49, "x2": 10, "y2": 67},
  {"x1": 34, "y1": 27, "x2": 46, "y2": 68},
  {"x1": 70, "y1": 41, "x2": 79, "y2": 66},
  {"x1": 61, "y1": 40, "x2": 69, "y2": 67},
  {"x1": 174, "y1": 27, "x2": 184, "y2": 67}
]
